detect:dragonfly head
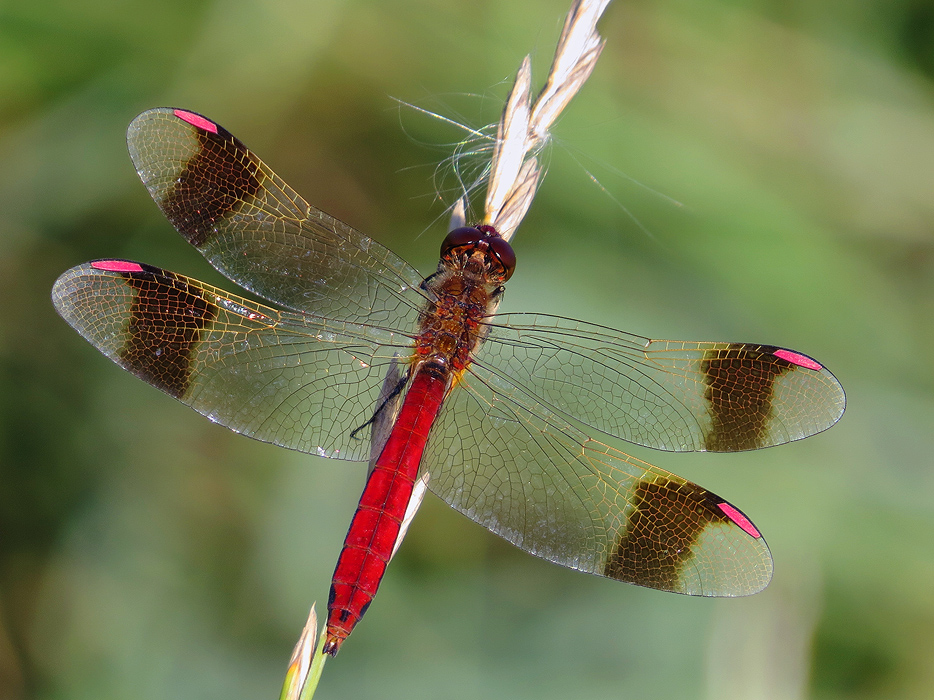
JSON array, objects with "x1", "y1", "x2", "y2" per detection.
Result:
[{"x1": 440, "y1": 225, "x2": 516, "y2": 282}]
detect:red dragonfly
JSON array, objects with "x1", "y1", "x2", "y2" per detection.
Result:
[{"x1": 52, "y1": 108, "x2": 845, "y2": 655}]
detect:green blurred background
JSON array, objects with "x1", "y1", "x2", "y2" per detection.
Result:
[{"x1": 2, "y1": 0, "x2": 933, "y2": 697}]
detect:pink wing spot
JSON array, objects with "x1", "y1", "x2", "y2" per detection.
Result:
[
  {"x1": 773, "y1": 348, "x2": 822, "y2": 371},
  {"x1": 91, "y1": 260, "x2": 144, "y2": 273},
  {"x1": 173, "y1": 109, "x2": 218, "y2": 134},
  {"x1": 717, "y1": 502, "x2": 761, "y2": 538}
]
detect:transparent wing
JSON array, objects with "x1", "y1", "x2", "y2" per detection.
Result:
[
  {"x1": 126, "y1": 107, "x2": 428, "y2": 326},
  {"x1": 477, "y1": 313, "x2": 846, "y2": 452},
  {"x1": 421, "y1": 365, "x2": 773, "y2": 596},
  {"x1": 52, "y1": 261, "x2": 416, "y2": 461}
]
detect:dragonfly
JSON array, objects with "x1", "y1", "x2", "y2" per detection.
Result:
[{"x1": 52, "y1": 108, "x2": 845, "y2": 655}]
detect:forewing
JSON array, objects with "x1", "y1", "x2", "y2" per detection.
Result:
[
  {"x1": 126, "y1": 108, "x2": 427, "y2": 325},
  {"x1": 421, "y1": 366, "x2": 772, "y2": 596},
  {"x1": 478, "y1": 313, "x2": 845, "y2": 452},
  {"x1": 52, "y1": 261, "x2": 416, "y2": 461}
]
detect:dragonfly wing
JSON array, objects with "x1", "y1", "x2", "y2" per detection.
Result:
[
  {"x1": 479, "y1": 313, "x2": 845, "y2": 452},
  {"x1": 126, "y1": 108, "x2": 427, "y2": 325},
  {"x1": 421, "y1": 365, "x2": 772, "y2": 596},
  {"x1": 52, "y1": 261, "x2": 416, "y2": 461}
]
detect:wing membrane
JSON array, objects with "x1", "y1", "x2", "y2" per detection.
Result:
[
  {"x1": 52, "y1": 261, "x2": 415, "y2": 461},
  {"x1": 478, "y1": 313, "x2": 845, "y2": 452},
  {"x1": 126, "y1": 108, "x2": 428, "y2": 325},
  {"x1": 422, "y1": 364, "x2": 772, "y2": 596}
]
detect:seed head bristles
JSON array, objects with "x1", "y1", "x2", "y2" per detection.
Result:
[
  {"x1": 392, "y1": 97, "x2": 491, "y2": 142},
  {"x1": 392, "y1": 96, "x2": 499, "y2": 228},
  {"x1": 484, "y1": 57, "x2": 533, "y2": 238},
  {"x1": 530, "y1": 0, "x2": 610, "y2": 144},
  {"x1": 484, "y1": 0, "x2": 612, "y2": 241},
  {"x1": 436, "y1": 125, "x2": 497, "y2": 223}
]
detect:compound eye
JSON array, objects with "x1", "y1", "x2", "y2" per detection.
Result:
[
  {"x1": 440, "y1": 227, "x2": 484, "y2": 258},
  {"x1": 486, "y1": 235, "x2": 516, "y2": 281}
]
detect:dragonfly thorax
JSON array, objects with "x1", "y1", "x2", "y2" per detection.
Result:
[{"x1": 416, "y1": 233, "x2": 508, "y2": 373}]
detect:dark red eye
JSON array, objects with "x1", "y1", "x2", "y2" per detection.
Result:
[
  {"x1": 440, "y1": 227, "x2": 484, "y2": 257},
  {"x1": 486, "y1": 234, "x2": 516, "y2": 281},
  {"x1": 440, "y1": 226, "x2": 516, "y2": 281}
]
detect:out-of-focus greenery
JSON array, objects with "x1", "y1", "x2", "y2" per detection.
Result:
[{"x1": 2, "y1": 0, "x2": 933, "y2": 698}]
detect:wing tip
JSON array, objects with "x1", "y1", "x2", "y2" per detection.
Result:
[
  {"x1": 716, "y1": 501, "x2": 761, "y2": 539},
  {"x1": 773, "y1": 348, "x2": 823, "y2": 371},
  {"x1": 91, "y1": 259, "x2": 145, "y2": 273},
  {"x1": 172, "y1": 108, "x2": 219, "y2": 134}
]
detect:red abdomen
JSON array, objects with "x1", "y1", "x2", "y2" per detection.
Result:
[{"x1": 323, "y1": 366, "x2": 447, "y2": 655}]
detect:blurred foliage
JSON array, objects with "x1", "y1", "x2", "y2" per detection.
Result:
[{"x1": 2, "y1": 0, "x2": 934, "y2": 698}]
